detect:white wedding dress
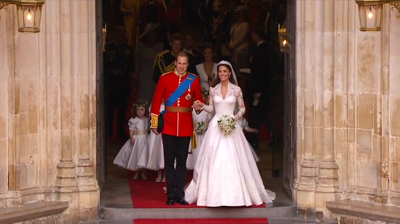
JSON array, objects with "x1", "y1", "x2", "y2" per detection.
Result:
[{"x1": 184, "y1": 82, "x2": 276, "y2": 207}]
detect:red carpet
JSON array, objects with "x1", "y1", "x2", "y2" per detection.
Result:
[
  {"x1": 128, "y1": 171, "x2": 265, "y2": 209},
  {"x1": 134, "y1": 218, "x2": 268, "y2": 224}
]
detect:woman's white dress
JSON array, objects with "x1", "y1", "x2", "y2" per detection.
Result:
[
  {"x1": 143, "y1": 103, "x2": 165, "y2": 170},
  {"x1": 186, "y1": 110, "x2": 210, "y2": 170},
  {"x1": 114, "y1": 117, "x2": 149, "y2": 171},
  {"x1": 196, "y1": 63, "x2": 218, "y2": 91},
  {"x1": 184, "y1": 83, "x2": 275, "y2": 207}
]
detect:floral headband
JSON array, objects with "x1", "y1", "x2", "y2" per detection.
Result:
[{"x1": 134, "y1": 100, "x2": 149, "y2": 108}]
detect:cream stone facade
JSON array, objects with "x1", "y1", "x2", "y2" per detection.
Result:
[
  {"x1": 293, "y1": 0, "x2": 400, "y2": 222},
  {"x1": 0, "y1": 1, "x2": 99, "y2": 223},
  {"x1": 0, "y1": 0, "x2": 400, "y2": 223}
]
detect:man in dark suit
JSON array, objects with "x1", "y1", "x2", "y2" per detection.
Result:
[
  {"x1": 104, "y1": 27, "x2": 135, "y2": 140},
  {"x1": 247, "y1": 27, "x2": 277, "y2": 149},
  {"x1": 197, "y1": 0, "x2": 216, "y2": 43},
  {"x1": 183, "y1": 32, "x2": 201, "y2": 65}
]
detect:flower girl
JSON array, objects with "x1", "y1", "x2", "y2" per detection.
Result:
[
  {"x1": 143, "y1": 101, "x2": 166, "y2": 182},
  {"x1": 187, "y1": 76, "x2": 213, "y2": 170},
  {"x1": 113, "y1": 100, "x2": 149, "y2": 179}
]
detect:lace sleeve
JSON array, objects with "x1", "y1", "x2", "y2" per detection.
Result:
[
  {"x1": 203, "y1": 87, "x2": 214, "y2": 113},
  {"x1": 234, "y1": 87, "x2": 246, "y2": 120}
]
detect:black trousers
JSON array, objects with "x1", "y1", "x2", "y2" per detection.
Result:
[
  {"x1": 106, "y1": 88, "x2": 129, "y2": 139},
  {"x1": 107, "y1": 99, "x2": 128, "y2": 139},
  {"x1": 162, "y1": 134, "x2": 191, "y2": 199},
  {"x1": 105, "y1": 74, "x2": 130, "y2": 139}
]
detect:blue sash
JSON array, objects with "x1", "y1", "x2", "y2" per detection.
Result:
[{"x1": 161, "y1": 74, "x2": 196, "y2": 115}]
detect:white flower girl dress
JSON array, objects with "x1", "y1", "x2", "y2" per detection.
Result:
[
  {"x1": 113, "y1": 117, "x2": 149, "y2": 171},
  {"x1": 143, "y1": 103, "x2": 165, "y2": 171},
  {"x1": 186, "y1": 109, "x2": 210, "y2": 170}
]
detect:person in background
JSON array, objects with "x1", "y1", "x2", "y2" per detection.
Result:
[
  {"x1": 195, "y1": 44, "x2": 218, "y2": 91},
  {"x1": 228, "y1": 6, "x2": 251, "y2": 74},
  {"x1": 104, "y1": 27, "x2": 134, "y2": 140},
  {"x1": 166, "y1": 0, "x2": 182, "y2": 35},
  {"x1": 153, "y1": 33, "x2": 198, "y2": 84},
  {"x1": 247, "y1": 27, "x2": 276, "y2": 149},
  {"x1": 135, "y1": 23, "x2": 164, "y2": 102},
  {"x1": 138, "y1": 0, "x2": 168, "y2": 48},
  {"x1": 198, "y1": 0, "x2": 216, "y2": 43},
  {"x1": 183, "y1": 32, "x2": 201, "y2": 65}
]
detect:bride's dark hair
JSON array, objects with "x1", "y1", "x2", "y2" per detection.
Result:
[{"x1": 211, "y1": 64, "x2": 237, "y2": 87}]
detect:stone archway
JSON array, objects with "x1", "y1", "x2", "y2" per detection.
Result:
[
  {"x1": 95, "y1": 0, "x2": 107, "y2": 189},
  {"x1": 94, "y1": 0, "x2": 301, "y2": 213},
  {"x1": 282, "y1": 0, "x2": 297, "y2": 201}
]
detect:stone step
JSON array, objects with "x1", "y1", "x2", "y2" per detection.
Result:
[
  {"x1": 99, "y1": 202, "x2": 295, "y2": 221},
  {"x1": 83, "y1": 218, "x2": 329, "y2": 224},
  {"x1": 0, "y1": 201, "x2": 69, "y2": 224},
  {"x1": 327, "y1": 200, "x2": 400, "y2": 223}
]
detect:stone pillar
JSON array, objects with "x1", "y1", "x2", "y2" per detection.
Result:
[
  {"x1": 294, "y1": 0, "x2": 317, "y2": 217},
  {"x1": 338, "y1": 0, "x2": 352, "y2": 201},
  {"x1": 315, "y1": 0, "x2": 339, "y2": 220},
  {"x1": 5, "y1": 7, "x2": 22, "y2": 207},
  {"x1": 387, "y1": 7, "x2": 400, "y2": 206},
  {"x1": 75, "y1": 0, "x2": 100, "y2": 221},
  {"x1": 345, "y1": 0, "x2": 357, "y2": 200},
  {"x1": 54, "y1": 1, "x2": 79, "y2": 223},
  {"x1": 375, "y1": 5, "x2": 390, "y2": 204}
]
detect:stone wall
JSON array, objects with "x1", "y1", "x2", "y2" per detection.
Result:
[
  {"x1": 293, "y1": 0, "x2": 400, "y2": 220},
  {"x1": 0, "y1": 1, "x2": 99, "y2": 223}
]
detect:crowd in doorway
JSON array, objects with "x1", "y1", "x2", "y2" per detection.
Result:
[{"x1": 103, "y1": 0, "x2": 287, "y2": 150}]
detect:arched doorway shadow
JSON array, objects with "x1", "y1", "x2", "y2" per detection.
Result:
[{"x1": 94, "y1": 0, "x2": 298, "y2": 218}]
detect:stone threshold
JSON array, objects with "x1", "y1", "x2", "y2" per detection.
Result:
[
  {"x1": 100, "y1": 202, "x2": 295, "y2": 220},
  {"x1": 326, "y1": 200, "x2": 400, "y2": 223},
  {"x1": 0, "y1": 201, "x2": 69, "y2": 224}
]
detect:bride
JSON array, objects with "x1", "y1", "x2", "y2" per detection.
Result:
[{"x1": 185, "y1": 61, "x2": 276, "y2": 207}]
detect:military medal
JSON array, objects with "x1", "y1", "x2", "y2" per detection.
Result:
[{"x1": 186, "y1": 85, "x2": 192, "y2": 101}]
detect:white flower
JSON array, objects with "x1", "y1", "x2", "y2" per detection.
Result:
[
  {"x1": 194, "y1": 122, "x2": 207, "y2": 134},
  {"x1": 217, "y1": 115, "x2": 236, "y2": 135}
]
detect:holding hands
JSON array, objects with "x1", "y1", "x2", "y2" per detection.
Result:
[{"x1": 193, "y1": 100, "x2": 204, "y2": 111}]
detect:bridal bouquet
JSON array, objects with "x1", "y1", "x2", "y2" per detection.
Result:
[
  {"x1": 217, "y1": 115, "x2": 236, "y2": 135},
  {"x1": 194, "y1": 122, "x2": 207, "y2": 134}
]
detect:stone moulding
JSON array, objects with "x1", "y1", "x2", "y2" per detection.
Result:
[
  {"x1": 326, "y1": 200, "x2": 400, "y2": 223},
  {"x1": 0, "y1": 201, "x2": 69, "y2": 224}
]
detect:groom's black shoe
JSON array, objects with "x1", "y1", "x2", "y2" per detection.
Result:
[
  {"x1": 166, "y1": 198, "x2": 175, "y2": 205},
  {"x1": 175, "y1": 198, "x2": 189, "y2": 205}
]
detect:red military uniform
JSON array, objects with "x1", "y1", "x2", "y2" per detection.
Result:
[{"x1": 150, "y1": 70, "x2": 204, "y2": 137}]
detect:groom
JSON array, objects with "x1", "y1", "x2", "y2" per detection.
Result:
[{"x1": 150, "y1": 51, "x2": 204, "y2": 205}]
